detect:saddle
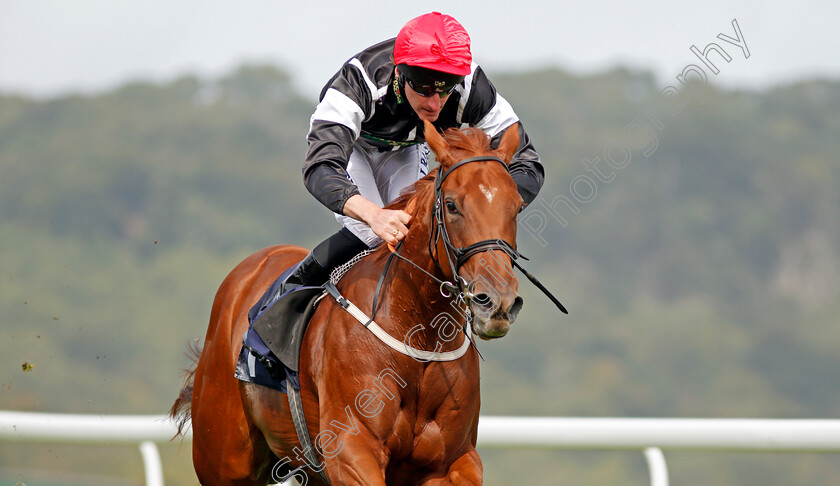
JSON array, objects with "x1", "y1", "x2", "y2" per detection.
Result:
[
  {"x1": 248, "y1": 284, "x2": 324, "y2": 374},
  {"x1": 234, "y1": 261, "x2": 325, "y2": 392}
]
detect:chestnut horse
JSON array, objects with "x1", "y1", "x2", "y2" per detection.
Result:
[{"x1": 171, "y1": 120, "x2": 526, "y2": 485}]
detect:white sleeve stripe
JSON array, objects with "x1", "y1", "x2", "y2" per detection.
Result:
[
  {"x1": 349, "y1": 58, "x2": 379, "y2": 98},
  {"x1": 455, "y1": 62, "x2": 478, "y2": 125},
  {"x1": 349, "y1": 58, "x2": 388, "y2": 120},
  {"x1": 310, "y1": 88, "x2": 364, "y2": 138},
  {"x1": 477, "y1": 92, "x2": 520, "y2": 137}
]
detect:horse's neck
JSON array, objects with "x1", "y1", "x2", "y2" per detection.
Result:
[
  {"x1": 375, "y1": 227, "x2": 468, "y2": 347},
  {"x1": 339, "y1": 200, "x2": 467, "y2": 347}
]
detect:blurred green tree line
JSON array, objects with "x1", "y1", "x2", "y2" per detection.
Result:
[{"x1": 0, "y1": 64, "x2": 838, "y2": 485}]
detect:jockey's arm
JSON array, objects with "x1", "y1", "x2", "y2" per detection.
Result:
[
  {"x1": 492, "y1": 122, "x2": 545, "y2": 207},
  {"x1": 342, "y1": 195, "x2": 410, "y2": 246},
  {"x1": 303, "y1": 123, "x2": 409, "y2": 246},
  {"x1": 462, "y1": 67, "x2": 545, "y2": 206}
]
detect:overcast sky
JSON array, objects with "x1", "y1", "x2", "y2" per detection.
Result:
[{"x1": 2, "y1": 0, "x2": 838, "y2": 100}]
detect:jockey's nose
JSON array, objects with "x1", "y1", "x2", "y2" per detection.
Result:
[{"x1": 426, "y1": 93, "x2": 442, "y2": 110}]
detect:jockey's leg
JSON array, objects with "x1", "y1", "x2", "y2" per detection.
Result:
[
  {"x1": 267, "y1": 227, "x2": 368, "y2": 295},
  {"x1": 335, "y1": 141, "x2": 428, "y2": 248}
]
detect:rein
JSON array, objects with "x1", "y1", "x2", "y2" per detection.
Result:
[
  {"x1": 431, "y1": 157, "x2": 516, "y2": 285},
  {"x1": 431, "y1": 156, "x2": 568, "y2": 314},
  {"x1": 367, "y1": 155, "x2": 567, "y2": 326},
  {"x1": 333, "y1": 154, "x2": 568, "y2": 363}
]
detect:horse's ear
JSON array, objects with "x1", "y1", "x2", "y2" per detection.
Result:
[
  {"x1": 423, "y1": 120, "x2": 452, "y2": 167},
  {"x1": 496, "y1": 123, "x2": 521, "y2": 165}
]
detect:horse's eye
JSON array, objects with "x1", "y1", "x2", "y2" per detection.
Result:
[
  {"x1": 518, "y1": 204, "x2": 526, "y2": 214},
  {"x1": 445, "y1": 200, "x2": 459, "y2": 214}
]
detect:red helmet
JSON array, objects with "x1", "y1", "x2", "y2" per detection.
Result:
[{"x1": 394, "y1": 12, "x2": 472, "y2": 76}]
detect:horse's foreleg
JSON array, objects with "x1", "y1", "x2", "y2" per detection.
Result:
[
  {"x1": 322, "y1": 435, "x2": 389, "y2": 486},
  {"x1": 420, "y1": 449, "x2": 483, "y2": 486}
]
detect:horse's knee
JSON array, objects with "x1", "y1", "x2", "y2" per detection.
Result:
[{"x1": 444, "y1": 451, "x2": 482, "y2": 486}]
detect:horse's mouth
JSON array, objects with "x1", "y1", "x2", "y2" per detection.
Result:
[
  {"x1": 470, "y1": 314, "x2": 512, "y2": 340},
  {"x1": 469, "y1": 295, "x2": 523, "y2": 340}
]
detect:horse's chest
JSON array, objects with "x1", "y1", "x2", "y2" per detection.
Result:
[
  {"x1": 394, "y1": 366, "x2": 479, "y2": 466},
  {"x1": 404, "y1": 417, "x2": 448, "y2": 466}
]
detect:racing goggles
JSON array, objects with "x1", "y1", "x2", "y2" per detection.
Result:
[
  {"x1": 398, "y1": 64, "x2": 464, "y2": 98},
  {"x1": 402, "y1": 73, "x2": 459, "y2": 97}
]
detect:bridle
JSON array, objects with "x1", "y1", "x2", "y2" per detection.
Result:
[
  {"x1": 430, "y1": 155, "x2": 524, "y2": 299},
  {"x1": 430, "y1": 155, "x2": 568, "y2": 315},
  {"x1": 365, "y1": 155, "x2": 567, "y2": 332}
]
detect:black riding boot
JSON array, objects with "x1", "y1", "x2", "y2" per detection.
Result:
[
  {"x1": 276, "y1": 227, "x2": 369, "y2": 294},
  {"x1": 248, "y1": 227, "x2": 369, "y2": 325},
  {"x1": 277, "y1": 251, "x2": 327, "y2": 295},
  {"x1": 249, "y1": 228, "x2": 368, "y2": 323}
]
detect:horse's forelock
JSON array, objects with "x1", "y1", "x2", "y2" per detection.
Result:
[{"x1": 443, "y1": 127, "x2": 491, "y2": 154}]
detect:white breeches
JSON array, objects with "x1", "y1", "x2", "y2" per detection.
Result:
[{"x1": 335, "y1": 142, "x2": 430, "y2": 247}]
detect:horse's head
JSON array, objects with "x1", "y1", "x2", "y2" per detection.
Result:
[{"x1": 423, "y1": 120, "x2": 525, "y2": 340}]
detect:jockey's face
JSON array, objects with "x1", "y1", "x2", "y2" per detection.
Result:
[{"x1": 399, "y1": 68, "x2": 453, "y2": 122}]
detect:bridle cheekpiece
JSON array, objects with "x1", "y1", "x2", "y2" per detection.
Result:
[{"x1": 431, "y1": 156, "x2": 525, "y2": 299}]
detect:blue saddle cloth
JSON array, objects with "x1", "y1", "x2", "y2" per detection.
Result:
[
  {"x1": 234, "y1": 264, "x2": 304, "y2": 393},
  {"x1": 234, "y1": 329, "x2": 299, "y2": 393}
]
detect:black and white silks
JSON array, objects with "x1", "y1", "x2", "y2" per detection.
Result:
[{"x1": 302, "y1": 38, "x2": 545, "y2": 216}]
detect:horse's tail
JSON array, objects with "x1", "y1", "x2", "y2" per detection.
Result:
[{"x1": 168, "y1": 339, "x2": 202, "y2": 438}]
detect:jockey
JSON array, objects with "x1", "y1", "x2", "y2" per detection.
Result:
[{"x1": 276, "y1": 11, "x2": 545, "y2": 293}]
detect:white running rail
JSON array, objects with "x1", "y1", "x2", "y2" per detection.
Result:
[{"x1": 3, "y1": 411, "x2": 840, "y2": 486}]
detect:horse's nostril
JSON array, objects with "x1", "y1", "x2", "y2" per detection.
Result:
[
  {"x1": 508, "y1": 296, "x2": 524, "y2": 321},
  {"x1": 473, "y1": 293, "x2": 495, "y2": 309}
]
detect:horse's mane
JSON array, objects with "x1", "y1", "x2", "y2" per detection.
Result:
[{"x1": 387, "y1": 127, "x2": 492, "y2": 216}]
